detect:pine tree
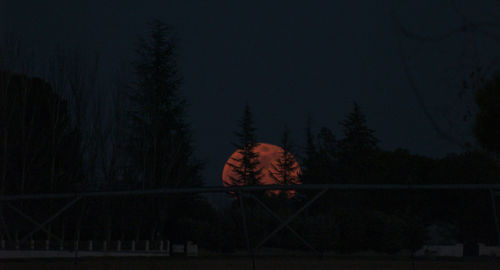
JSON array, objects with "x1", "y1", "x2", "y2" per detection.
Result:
[
  {"x1": 316, "y1": 127, "x2": 337, "y2": 184},
  {"x1": 339, "y1": 102, "x2": 378, "y2": 153},
  {"x1": 300, "y1": 115, "x2": 318, "y2": 185},
  {"x1": 126, "y1": 20, "x2": 203, "y2": 189},
  {"x1": 269, "y1": 126, "x2": 300, "y2": 197},
  {"x1": 317, "y1": 127, "x2": 337, "y2": 157},
  {"x1": 338, "y1": 102, "x2": 379, "y2": 184},
  {"x1": 124, "y1": 20, "x2": 203, "y2": 241},
  {"x1": 227, "y1": 103, "x2": 263, "y2": 187}
]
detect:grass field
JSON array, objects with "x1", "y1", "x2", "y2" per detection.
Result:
[{"x1": 1, "y1": 256, "x2": 499, "y2": 270}]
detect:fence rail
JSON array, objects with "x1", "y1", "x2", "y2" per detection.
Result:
[{"x1": 1, "y1": 184, "x2": 500, "y2": 201}]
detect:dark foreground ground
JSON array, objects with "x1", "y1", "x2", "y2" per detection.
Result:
[{"x1": 1, "y1": 256, "x2": 499, "y2": 270}]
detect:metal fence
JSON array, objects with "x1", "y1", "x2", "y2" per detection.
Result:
[{"x1": 0, "y1": 184, "x2": 499, "y2": 267}]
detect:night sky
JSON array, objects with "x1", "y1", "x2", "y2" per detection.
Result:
[{"x1": 2, "y1": 0, "x2": 498, "y2": 187}]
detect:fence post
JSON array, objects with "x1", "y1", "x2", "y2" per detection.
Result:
[
  {"x1": 89, "y1": 240, "x2": 93, "y2": 251},
  {"x1": 30, "y1": 239, "x2": 34, "y2": 250},
  {"x1": 131, "y1": 240, "x2": 135, "y2": 251},
  {"x1": 117, "y1": 240, "x2": 121, "y2": 251},
  {"x1": 45, "y1": 239, "x2": 50, "y2": 250},
  {"x1": 159, "y1": 240, "x2": 163, "y2": 251},
  {"x1": 15, "y1": 231, "x2": 19, "y2": 250},
  {"x1": 145, "y1": 240, "x2": 149, "y2": 251},
  {"x1": 103, "y1": 240, "x2": 107, "y2": 251}
]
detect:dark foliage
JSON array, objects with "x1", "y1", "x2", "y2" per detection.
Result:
[
  {"x1": 336, "y1": 102, "x2": 379, "y2": 184},
  {"x1": 0, "y1": 70, "x2": 83, "y2": 195},
  {"x1": 125, "y1": 19, "x2": 203, "y2": 190},
  {"x1": 268, "y1": 126, "x2": 300, "y2": 200},
  {"x1": 474, "y1": 73, "x2": 500, "y2": 156},
  {"x1": 226, "y1": 103, "x2": 263, "y2": 188},
  {"x1": 109, "y1": 19, "x2": 205, "y2": 244},
  {"x1": 299, "y1": 116, "x2": 318, "y2": 185}
]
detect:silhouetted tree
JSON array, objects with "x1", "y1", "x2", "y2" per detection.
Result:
[
  {"x1": 0, "y1": 70, "x2": 83, "y2": 195},
  {"x1": 124, "y1": 19, "x2": 204, "y2": 241},
  {"x1": 126, "y1": 19, "x2": 203, "y2": 190},
  {"x1": 469, "y1": 71, "x2": 500, "y2": 243},
  {"x1": 316, "y1": 127, "x2": 337, "y2": 184},
  {"x1": 337, "y1": 102, "x2": 379, "y2": 184},
  {"x1": 301, "y1": 121, "x2": 338, "y2": 185},
  {"x1": 474, "y1": 72, "x2": 500, "y2": 157},
  {"x1": 225, "y1": 103, "x2": 264, "y2": 249},
  {"x1": 300, "y1": 115, "x2": 318, "y2": 185},
  {"x1": 269, "y1": 125, "x2": 300, "y2": 198},
  {"x1": 227, "y1": 103, "x2": 263, "y2": 188}
]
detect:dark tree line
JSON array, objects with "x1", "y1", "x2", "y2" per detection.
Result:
[{"x1": 295, "y1": 102, "x2": 500, "y2": 253}]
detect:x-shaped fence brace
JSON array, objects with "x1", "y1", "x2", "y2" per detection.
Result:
[
  {"x1": 6, "y1": 203, "x2": 63, "y2": 243},
  {"x1": 0, "y1": 195, "x2": 82, "y2": 246},
  {"x1": 248, "y1": 192, "x2": 321, "y2": 254},
  {"x1": 237, "y1": 188, "x2": 328, "y2": 260},
  {"x1": 253, "y1": 189, "x2": 327, "y2": 252}
]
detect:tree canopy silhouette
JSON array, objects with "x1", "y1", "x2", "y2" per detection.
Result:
[
  {"x1": 474, "y1": 73, "x2": 500, "y2": 157},
  {"x1": 227, "y1": 103, "x2": 263, "y2": 187},
  {"x1": 268, "y1": 126, "x2": 300, "y2": 200},
  {"x1": 337, "y1": 102, "x2": 379, "y2": 184},
  {"x1": 269, "y1": 125, "x2": 300, "y2": 186},
  {"x1": 300, "y1": 116, "x2": 319, "y2": 185},
  {"x1": 0, "y1": 70, "x2": 83, "y2": 195},
  {"x1": 125, "y1": 19, "x2": 203, "y2": 189}
]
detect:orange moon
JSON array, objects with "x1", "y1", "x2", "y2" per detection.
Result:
[{"x1": 222, "y1": 142, "x2": 302, "y2": 197}]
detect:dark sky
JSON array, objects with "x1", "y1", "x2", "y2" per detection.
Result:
[{"x1": 2, "y1": 0, "x2": 498, "y2": 187}]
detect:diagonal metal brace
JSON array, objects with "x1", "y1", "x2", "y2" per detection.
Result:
[
  {"x1": 20, "y1": 195, "x2": 82, "y2": 244},
  {"x1": 7, "y1": 203, "x2": 63, "y2": 242},
  {"x1": 248, "y1": 193, "x2": 320, "y2": 255},
  {"x1": 255, "y1": 188, "x2": 328, "y2": 250},
  {"x1": 0, "y1": 204, "x2": 13, "y2": 242}
]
